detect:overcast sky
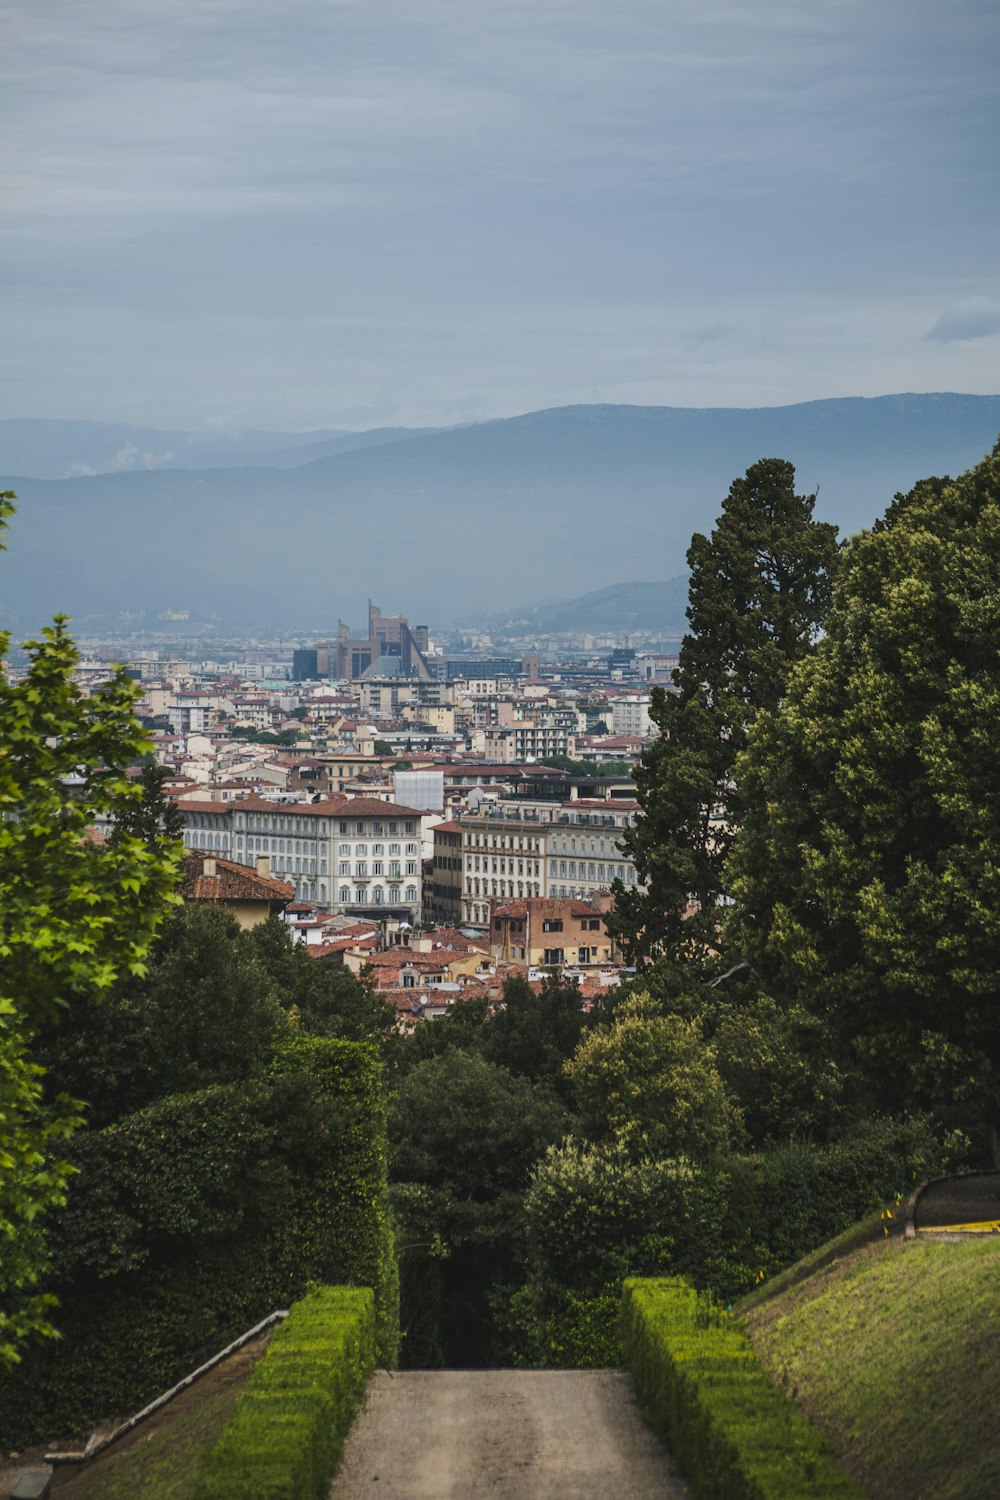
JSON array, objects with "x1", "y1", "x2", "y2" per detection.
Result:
[{"x1": 4, "y1": 0, "x2": 999, "y2": 430}]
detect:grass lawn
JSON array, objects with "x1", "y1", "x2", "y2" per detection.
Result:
[
  {"x1": 51, "y1": 1341, "x2": 264, "y2": 1500},
  {"x1": 743, "y1": 1235, "x2": 1000, "y2": 1500}
]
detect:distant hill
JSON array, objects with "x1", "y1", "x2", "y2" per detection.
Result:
[
  {"x1": 487, "y1": 579, "x2": 690, "y2": 636},
  {"x1": 0, "y1": 419, "x2": 440, "y2": 480},
  {"x1": 2, "y1": 395, "x2": 998, "y2": 634}
]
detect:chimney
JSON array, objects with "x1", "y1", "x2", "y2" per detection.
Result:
[
  {"x1": 256, "y1": 855, "x2": 271, "y2": 877},
  {"x1": 203, "y1": 857, "x2": 217, "y2": 878}
]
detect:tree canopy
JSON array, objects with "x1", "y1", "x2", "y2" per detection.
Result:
[
  {"x1": 0, "y1": 493, "x2": 181, "y2": 1361},
  {"x1": 728, "y1": 443, "x2": 1000, "y2": 1152},
  {"x1": 609, "y1": 459, "x2": 838, "y2": 963}
]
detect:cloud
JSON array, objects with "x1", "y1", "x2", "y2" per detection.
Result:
[
  {"x1": 66, "y1": 443, "x2": 175, "y2": 477},
  {"x1": 926, "y1": 298, "x2": 1000, "y2": 343}
]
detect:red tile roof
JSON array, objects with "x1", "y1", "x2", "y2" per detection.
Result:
[{"x1": 180, "y1": 852, "x2": 295, "y2": 906}]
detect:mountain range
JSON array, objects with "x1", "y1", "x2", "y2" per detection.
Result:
[{"x1": 2, "y1": 394, "x2": 999, "y2": 636}]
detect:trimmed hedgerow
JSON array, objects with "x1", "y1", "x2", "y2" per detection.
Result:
[
  {"x1": 621, "y1": 1277, "x2": 864, "y2": 1500},
  {"x1": 194, "y1": 1285, "x2": 374, "y2": 1500},
  {"x1": 0, "y1": 1037, "x2": 397, "y2": 1447}
]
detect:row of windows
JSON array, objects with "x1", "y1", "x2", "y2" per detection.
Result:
[
  {"x1": 469, "y1": 857, "x2": 541, "y2": 876},
  {"x1": 337, "y1": 886, "x2": 418, "y2": 905},
  {"x1": 464, "y1": 832, "x2": 542, "y2": 852}
]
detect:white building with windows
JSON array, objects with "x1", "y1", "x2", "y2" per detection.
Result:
[
  {"x1": 179, "y1": 794, "x2": 423, "y2": 922},
  {"x1": 459, "y1": 798, "x2": 640, "y2": 927}
]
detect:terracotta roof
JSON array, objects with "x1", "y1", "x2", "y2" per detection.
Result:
[
  {"x1": 431, "y1": 820, "x2": 463, "y2": 833},
  {"x1": 180, "y1": 852, "x2": 295, "y2": 906},
  {"x1": 175, "y1": 792, "x2": 424, "y2": 820}
]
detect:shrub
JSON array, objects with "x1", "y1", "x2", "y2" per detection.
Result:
[
  {"x1": 621, "y1": 1277, "x2": 864, "y2": 1499},
  {"x1": 0, "y1": 1037, "x2": 397, "y2": 1445},
  {"x1": 195, "y1": 1285, "x2": 374, "y2": 1500}
]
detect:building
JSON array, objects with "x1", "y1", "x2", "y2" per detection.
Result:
[
  {"x1": 481, "y1": 722, "x2": 577, "y2": 762},
  {"x1": 427, "y1": 820, "x2": 464, "y2": 925},
  {"x1": 458, "y1": 797, "x2": 641, "y2": 927},
  {"x1": 293, "y1": 603, "x2": 432, "y2": 682},
  {"x1": 490, "y1": 894, "x2": 618, "y2": 968},
  {"x1": 179, "y1": 851, "x2": 295, "y2": 929},
  {"x1": 610, "y1": 694, "x2": 655, "y2": 738},
  {"x1": 178, "y1": 793, "x2": 424, "y2": 921}
]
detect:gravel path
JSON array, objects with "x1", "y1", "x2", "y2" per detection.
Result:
[
  {"x1": 330, "y1": 1369, "x2": 688, "y2": 1499},
  {"x1": 914, "y1": 1171, "x2": 1000, "y2": 1231}
]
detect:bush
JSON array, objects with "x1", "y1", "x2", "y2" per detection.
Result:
[
  {"x1": 509, "y1": 1114, "x2": 963, "y2": 1365},
  {"x1": 0, "y1": 1037, "x2": 397, "y2": 1445},
  {"x1": 621, "y1": 1278, "x2": 864, "y2": 1499},
  {"x1": 195, "y1": 1286, "x2": 374, "y2": 1500}
]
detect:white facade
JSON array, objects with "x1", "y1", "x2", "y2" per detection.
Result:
[
  {"x1": 460, "y1": 799, "x2": 640, "y2": 927},
  {"x1": 180, "y1": 795, "x2": 423, "y2": 920},
  {"x1": 611, "y1": 695, "x2": 654, "y2": 738}
]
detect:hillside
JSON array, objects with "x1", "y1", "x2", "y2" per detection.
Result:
[
  {"x1": 3, "y1": 394, "x2": 999, "y2": 633},
  {"x1": 483, "y1": 578, "x2": 690, "y2": 636},
  {"x1": 0, "y1": 419, "x2": 439, "y2": 479},
  {"x1": 742, "y1": 1233, "x2": 1000, "y2": 1500}
]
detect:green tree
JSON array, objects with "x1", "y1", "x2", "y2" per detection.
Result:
[
  {"x1": 608, "y1": 460, "x2": 838, "y2": 963},
  {"x1": 109, "y1": 760, "x2": 185, "y2": 852},
  {"x1": 728, "y1": 444, "x2": 1000, "y2": 1155},
  {"x1": 0, "y1": 493, "x2": 181, "y2": 1361},
  {"x1": 38, "y1": 906, "x2": 287, "y2": 1127},
  {"x1": 389, "y1": 1049, "x2": 568, "y2": 1365},
  {"x1": 566, "y1": 991, "x2": 738, "y2": 1159},
  {"x1": 246, "y1": 917, "x2": 396, "y2": 1046}
]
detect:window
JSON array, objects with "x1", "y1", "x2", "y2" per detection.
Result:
[
  {"x1": 390, "y1": 886, "x2": 400, "y2": 901},
  {"x1": 405, "y1": 861, "x2": 417, "y2": 876},
  {"x1": 372, "y1": 843, "x2": 384, "y2": 855},
  {"x1": 340, "y1": 887, "x2": 350, "y2": 903},
  {"x1": 406, "y1": 842, "x2": 417, "y2": 854},
  {"x1": 356, "y1": 862, "x2": 368, "y2": 877},
  {"x1": 405, "y1": 821, "x2": 415, "y2": 833},
  {"x1": 339, "y1": 821, "x2": 348, "y2": 834},
  {"x1": 542, "y1": 919, "x2": 563, "y2": 932},
  {"x1": 373, "y1": 861, "x2": 383, "y2": 876},
  {"x1": 543, "y1": 948, "x2": 564, "y2": 965},
  {"x1": 389, "y1": 843, "x2": 401, "y2": 855},
  {"x1": 339, "y1": 862, "x2": 350, "y2": 877},
  {"x1": 389, "y1": 861, "x2": 401, "y2": 878},
  {"x1": 405, "y1": 886, "x2": 416, "y2": 902},
  {"x1": 339, "y1": 843, "x2": 350, "y2": 855},
  {"x1": 373, "y1": 887, "x2": 383, "y2": 904}
]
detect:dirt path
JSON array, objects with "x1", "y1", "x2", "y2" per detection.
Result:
[{"x1": 330, "y1": 1369, "x2": 688, "y2": 1499}]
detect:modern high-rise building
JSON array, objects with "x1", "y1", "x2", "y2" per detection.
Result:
[{"x1": 292, "y1": 602, "x2": 432, "y2": 681}]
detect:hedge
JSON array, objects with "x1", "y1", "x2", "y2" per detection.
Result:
[
  {"x1": 0, "y1": 1037, "x2": 397, "y2": 1447},
  {"x1": 621, "y1": 1277, "x2": 865, "y2": 1500},
  {"x1": 194, "y1": 1285, "x2": 374, "y2": 1500}
]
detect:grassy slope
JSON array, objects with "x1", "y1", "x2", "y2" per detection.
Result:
[{"x1": 742, "y1": 1235, "x2": 1000, "y2": 1500}]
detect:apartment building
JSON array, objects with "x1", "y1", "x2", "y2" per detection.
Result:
[
  {"x1": 179, "y1": 793, "x2": 424, "y2": 921},
  {"x1": 490, "y1": 894, "x2": 618, "y2": 967},
  {"x1": 482, "y1": 722, "x2": 576, "y2": 762},
  {"x1": 459, "y1": 798, "x2": 640, "y2": 927}
]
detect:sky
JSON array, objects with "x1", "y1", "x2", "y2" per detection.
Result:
[{"x1": 4, "y1": 0, "x2": 999, "y2": 431}]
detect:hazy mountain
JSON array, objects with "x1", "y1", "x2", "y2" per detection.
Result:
[
  {"x1": 484, "y1": 580, "x2": 690, "y2": 637},
  {"x1": 1, "y1": 395, "x2": 998, "y2": 636},
  {"x1": 0, "y1": 420, "x2": 440, "y2": 480}
]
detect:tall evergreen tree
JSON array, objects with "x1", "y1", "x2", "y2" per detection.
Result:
[
  {"x1": 727, "y1": 444, "x2": 1000, "y2": 1155},
  {"x1": 109, "y1": 760, "x2": 185, "y2": 853},
  {"x1": 608, "y1": 459, "x2": 838, "y2": 963}
]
